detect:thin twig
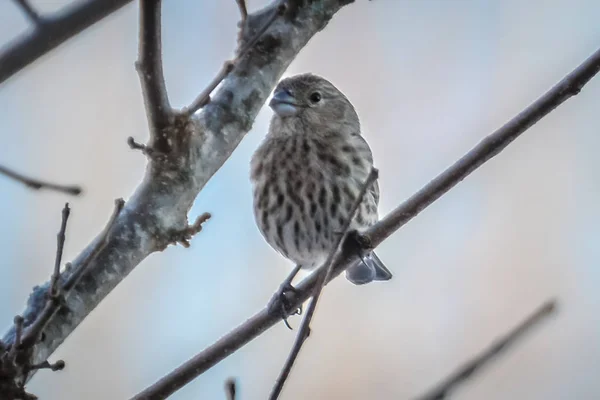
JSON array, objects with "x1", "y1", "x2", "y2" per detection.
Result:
[
  {"x1": 132, "y1": 47, "x2": 600, "y2": 400},
  {"x1": 0, "y1": 164, "x2": 82, "y2": 196},
  {"x1": 183, "y1": 62, "x2": 234, "y2": 116},
  {"x1": 236, "y1": 3, "x2": 287, "y2": 60},
  {"x1": 8, "y1": 316, "x2": 24, "y2": 365},
  {"x1": 166, "y1": 212, "x2": 212, "y2": 248},
  {"x1": 20, "y1": 199, "x2": 124, "y2": 348},
  {"x1": 225, "y1": 378, "x2": 236, "y2": 400},
  {"x1": 62, "y1": 199, "x2": 125, "y2": 291},
  {"x1": 269, "y1": 168, "x2": 379, "y2": 400},
  {"x1": 415, "y1": 300, "x2": 557, "y2": 400},
  {"x1": 0, "y1": 0, "x2": 134, "y2": 85},
  {"x1": 50, "y1": 204, "x2": 70, "y2": 297},
  {"x1": 0, "y1": 200, "x2": 123, "y2": 398},
  {"x1": 0, "y1": 205, "x2": 79, "y2": 396},
  {"x1": 127, "y1": 136, "x2": 151, "y2": 153},
  {"x1": 235, "y1": 0, "x2": 248, "y2": 23},
  {"x1": 29, "y1": 359, "x2": 65, "y2": 372},
  {"x1": 183, "y1": 2, "x2": 287, "y2": 116},
  {"x1": 136, "y1": 0, "x2": 172, "y2": 139},
  {"x1": 13, "y1": 0, "x2": 44, "y2": 25}
]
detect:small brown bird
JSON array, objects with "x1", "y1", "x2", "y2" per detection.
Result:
[{"x1": 250, "y1": 73, "x2": 392, "y2": 292}]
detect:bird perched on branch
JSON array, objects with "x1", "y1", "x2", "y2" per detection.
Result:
[{"x1": 250, "y1": 74, "x2": 392, "y2": 313}]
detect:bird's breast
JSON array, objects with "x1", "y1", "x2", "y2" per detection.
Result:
[{"x1": 251, "y1": 134, "x2": 373, "y2": 267}]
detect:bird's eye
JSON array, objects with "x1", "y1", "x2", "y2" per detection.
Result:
[{"x1": 309, "y1": 92, "x2": 322, "y2": 103}]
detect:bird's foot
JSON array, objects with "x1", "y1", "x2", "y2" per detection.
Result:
[
  {"x1": 346, "y1": 230, "x2": 372, "y2": 250},
  {"x1": 268, "y1": 281, "x2": 302, "y2": 330},
  {"x1": 333, "y1": 229, "x2": 373, "y2": 254}
]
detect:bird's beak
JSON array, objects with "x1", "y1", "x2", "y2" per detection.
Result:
[{"x1": 269, "y1": 89, "x2": 301, "y2": 117}]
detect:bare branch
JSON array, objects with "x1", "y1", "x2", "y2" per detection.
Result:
[
  {"x1": 4, "y1": 0, "x2": 350, "y2": 386},
  {"x1": 49, "y1": 204, "x2": 70, "y2": 297},
  {"x1": 61, "y1": 199, "x2": 124, "y2": 292},
  {"x1": 0, "y1": 204, "x2": 71, "y2": 399},
  {"x1": 415, "y1": 300, "x2": 557, "y2": 400},
  {"x1": 183, "y1": 2, "x2": 287, "y2": 117},
  {"x1": 269, "y1": 168, "x2": 379, "y2": 400},
  {"x1": 13, "y1": 0, "x2": 44, "y2": 25},
  {"x1": 29, "y1": 359, "x2": 65, "y2": 373},
  {"x1": 236, "y1": 3, "x2": 287, "y2": 61},
  {"x1": 7, "y1": 316, "x2": 24, "y2": 366},
  {"x1": 20, "y1": 199, "x2": 123, "y2": 350},
  {"x1": 183, "y1": 61, "x2": 234, "y2": 116},
  {"x1": 165, "y1": 212, "x2": 212, "y2": 248},
  {"x1": 225, "y1": 378, "x2": 237, "y2": 400},
  {"x1": 364, "y1": 47, "x2": 600, "y2": 249},
  {"x1": 0, "y1": 200, "x2": 124, "y2": 398},
  {"x1": 132, "y1": 46, "x2": 600, "y2": 399},
  {"x1": 0, "y1": 0, "x2": 134, "y2": 85},
  {"x1": 0, "y1": 316, "x2": 38, "y2": 400},
  {"x1": 136, "y1": 0, "x2": 172, "y2": 142},
  {"x1": 0, "y1": 164, "x2": 82, "y2": 196},
  {"x1": 235, "y1": 0, "x2": 248, "y2": 24},
  {"x1": 127, "y1": 136, "x2": 157, "y2": 157}
]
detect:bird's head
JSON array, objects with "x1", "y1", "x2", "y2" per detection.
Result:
[{"x1": 269, "y1": 74, "x2": 359, "y2": 130}]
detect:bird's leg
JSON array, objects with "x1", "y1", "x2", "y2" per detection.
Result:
[{"x1": 268, "y1": 264, "x2": 303, "y2": 330}]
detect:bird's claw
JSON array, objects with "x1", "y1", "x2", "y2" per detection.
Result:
[
  {"x1": 332, "y1": 229, "x2": 369, "y2": 245},
  {"x1": 269, "y1": 282, "x2": 302, "y2": 330},
  {"x1": 344, "y1": 230, "x2": 371, "y2": 249}
]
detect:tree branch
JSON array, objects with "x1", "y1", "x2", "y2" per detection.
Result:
[
  {"x1": 0, "y1": 0, "x2": 134, "y2": 85},
  {"x1": 225, "y1": 378, "x2": 237, "y2": 400},
  {"x1": 0, "y1": 164, "x2": 82, "y2": 195},
  {"x1": 0, "y1": 201, "x2": 124, "y2": 399},
  {"x1": 269, "y1": 168, "x2": 379, "y2": 400},
  {"x1": 132, "y1": 46, "x2": 600, "y2": 399},
  {"x1": 13, "y1": 0, "x2": 44, "y2": 26},
  {"x1": 364, "y1": 46, "x2": 600, "y2": 247},
  {"x1": 24, "y1": 199, "x2": 123, "y2": 344},
  {"x1": 415, "y1": 300, "x2": 557, "y2": 400},
  {"x1": 2, "y1": 0, "x2": 352, "y2": 389},
  {"x1": 136, "y1": 0, "x2": 172, "y2": 142},
  {"x1": 182, "y1": 2, "x2": 286, "y2": 117},
  {"x1": 235, "y1": 0, "x2": 248, "y2": 24}
]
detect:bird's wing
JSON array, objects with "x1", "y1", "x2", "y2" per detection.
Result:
[{"x1": 350, "y1": 132, "x2": 380, "y2": 206}]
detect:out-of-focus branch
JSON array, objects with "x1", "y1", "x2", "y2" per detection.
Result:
[
  {"x1": 13, "y1": 0, "x2": 44, "y2": 25},
  {"x1": 3, "y1": 0, "x2": 352, "y2": 389},
  {"x1": 235, "y1": 0, "x2": 248, "y2": 24},
  {"x1": 415, "y1": 300, "x2": 557, "y2": 400},
  {"x1": 0, "y1": 164, "x2": 82, "y2": 195},
  {"x1": 269, "y1": 168, "x2": 379, "y2": 400},
  {"x1": 225, "y1": 378, "x2": 237, "y2": 400},
  {"x1": 132, "y1": 46, "x2": 600, "y2": 399},
  {"x1": 0, "y1": 0, "x2": 134, "y2": 85},
  {"x1": 364, "y1": 47, "x2": 600, "y2": 247}
]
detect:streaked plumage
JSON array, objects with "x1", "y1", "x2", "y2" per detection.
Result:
[{"x1": 250, "y1": 73, "x2": 392, "y2": 285}]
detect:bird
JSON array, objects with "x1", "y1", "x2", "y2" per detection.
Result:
[{"x1": 250, "y1": 73, "x2": 392, "y2": 312}]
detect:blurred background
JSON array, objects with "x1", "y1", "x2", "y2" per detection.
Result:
[{"x1": 1, "y1": 0, "x2": 600, "y2": 399}]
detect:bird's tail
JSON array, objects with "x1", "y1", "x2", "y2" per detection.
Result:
[{"x1": 345, "y1": 251, "x2": 393, "y2": 285}]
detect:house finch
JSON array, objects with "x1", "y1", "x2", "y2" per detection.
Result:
[{"x1": 250, "y1": 73, "x2": 392, "y2": 304}]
